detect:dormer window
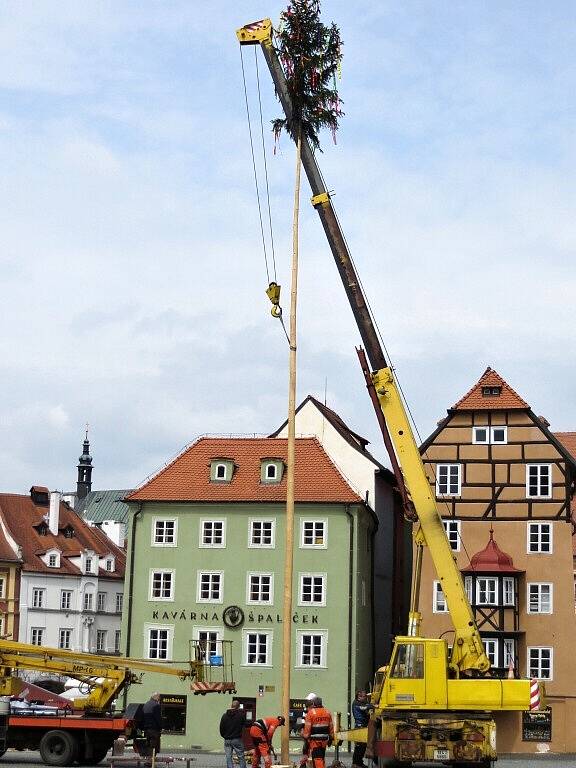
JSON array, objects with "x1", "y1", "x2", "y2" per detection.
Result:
[
  {"x1": 63, "y1": 525, "x2": 75, "y2": 539},
  {"x1": 482, "y1": 386, "x2": 501, "y2": 397},
  {"x1": 210, "y1": 459, "x2": 235, "y2": 483},
  {"x1": 35, "y1": 522, "x2": 49, "y2": 536},
  {"x1": 105, "y1": 557, "x2": 115, "y2": 572},
  {"x1": 84, "y1": 555, "x2": 94, "y2": 574},
  {"x1": 48, "y1": 551, "x2": 60, "y2": 568},
  {"x1": 261, "y1": 459, "x2": 284, "y2": 484}
]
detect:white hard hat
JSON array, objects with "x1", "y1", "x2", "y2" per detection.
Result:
[{"x1": 305, "y1": 692, "x2": 318, "y2": 701}]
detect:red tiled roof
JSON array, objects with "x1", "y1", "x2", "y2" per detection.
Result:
[
  {"x1": 555, "y1": 432, "x2": 576, "y2": 459},
  {"x1": 462, "y1": 529, "x2": 522, "y2": 574},
  {"x1": 127, "y1": 437, "x2": 363, "y2": 504},
  {"x1": 0, "y1": 494, "x2": 125, "y2": 577},
  {"x1": 452, "y1": 367, "x2": 529, "y2": 411}
]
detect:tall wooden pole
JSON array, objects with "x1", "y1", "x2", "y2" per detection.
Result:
[{"x1": 281, "y1": 128, "x2": 302, "y2": 765}]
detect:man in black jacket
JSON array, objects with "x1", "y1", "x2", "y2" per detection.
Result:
[
  {"x1": 141, "y1": 692, "x2": 163, "y2": 756},
  {"x1": 220, "y1": 699, "x2": 247, "y2": 768}
]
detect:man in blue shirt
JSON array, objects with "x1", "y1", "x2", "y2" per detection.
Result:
[{"x1": 351, "y1": 690, "x2": 374, "y2": 768}]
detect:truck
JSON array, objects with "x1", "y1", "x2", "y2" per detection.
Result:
[
  {"x1": 0, "y1": 637, "x2": 234, "y2": 766},
  {"x1": 236, "y1": 18, "x2": 545, "y2": 767}
]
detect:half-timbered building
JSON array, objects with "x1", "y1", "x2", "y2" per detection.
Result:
[{"x1": 419, "y1": 367, "x2": 576, "y2": 754}]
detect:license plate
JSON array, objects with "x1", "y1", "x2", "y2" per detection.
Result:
[{"x1": 433, "y1": 748, "x2": 449, "y2": 760}]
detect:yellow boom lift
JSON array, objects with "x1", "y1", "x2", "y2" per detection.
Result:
[{"x1": 236, "y1": 18, "x2": 544, "y2": 767}]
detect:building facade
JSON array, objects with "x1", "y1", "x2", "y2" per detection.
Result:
[
  {"x1": 122, "y1": 435, "x2": 378, "y2": 750},
  {"x1": 0, "y1": 486, "x2": 125, "y2": 653},
  {"x1": 418, "y1": 367, "x2": 576, "y2": 754}
]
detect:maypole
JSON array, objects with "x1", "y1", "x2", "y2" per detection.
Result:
[{"x1": 272, "y1": 3, "x2": 343, "y2": 763}]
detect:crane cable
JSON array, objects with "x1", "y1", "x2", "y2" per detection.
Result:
[{"x1": 239, "y1": 44, "x2": 289, "y2": 344}]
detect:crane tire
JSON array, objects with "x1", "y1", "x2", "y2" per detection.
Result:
[
  {"x1": 39, "y1": 729, "x2": 78, "y2": 766},
  {"x1": 79, "y1": 743, "x2": 110, "y2": 765}
]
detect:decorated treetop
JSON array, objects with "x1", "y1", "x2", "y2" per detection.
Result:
[{"x1": 272, "y1": 0, "x2": 343, "y2": 150}]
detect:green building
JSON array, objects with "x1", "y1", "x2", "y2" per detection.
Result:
[{"x1": 122, "y1": 435, "x2": 378, "y2": 750}]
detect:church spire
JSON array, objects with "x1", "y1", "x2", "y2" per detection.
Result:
[{"x1": 76, "y1": 425, "x2": 93, "y2": 500}]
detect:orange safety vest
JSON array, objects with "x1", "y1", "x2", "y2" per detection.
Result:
[{"x1": 302, "y1": 707, "x2": 333, "y2": 743}]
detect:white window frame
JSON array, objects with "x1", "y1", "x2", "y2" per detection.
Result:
[
  {"x1": 32, "y1": 588, "x2": 45, "y2": 609},
  {"x1": 214, "y1": 462, "x2": 229, "y2": 481},
  {"x1": 84, "y1": 556, "x2": 93, "y2": 574},
  {"x1": 114, "y1": 630, "x2": 121, "y2": 654},
  {"x1": 31, "y1": 627, "x2": 44, "y2": 645},
  {"x1": 193, "y1": 626, "x2": 223, "y2": 660},
  {"x1": 48, "y1": 551, "x2": 60, "y2": 568},
  {"x1": 144, "y1": 624, "x2": 174, "y2": 660},
  {"x1": 527, "y1": 583, "x2": 553, "y2": 614},
  {"x1": 483, "y1": 639, "x2": 498, "y2": 667},
  {"x1": 243, "y1": 629, "x2": 272, "y2": 667},
  {"x1": 442, "y1": 519, "x2": 461, "y2": 552},
  {"x1": 472, "y1": 426, "x2": 508, "y2": 445},
  {"x1": 115, "y1": 593, "x2": 124, "y2": 613},
  {"x1": 528, "y1": 646, "x2": 553, "y2": 680},
  {"x1": 249, "y1": 519, "x2": 276, "y2": 548},
  {"x1": 476, "y1": 577, "x2": 497, "y2": 606},
  {"x1": 472, "y1": 426, "x2": 489, "y2": 444},
  {"x1": 436, "y1": 464, "x2": 461, "y2": 497},
  {"x1": 83, "y1": 591, "x2": 94, "y2": 611},
  {"x1": 527, "y1": 522, "x2": 553, "y2": 554},
  {"x1": 0, "y1": 576, "x2": 5, "y2": 598},
  {"x1": 491, "y1": 426, "x2": 508, "y2": 444},
  {"x1": 300, "y1": 519, "x2": 328, "y2": 549},
  {"x1": 433, "y1": 581, "x2": 448, "y2": 613},
  {"x1": 96, "y1": 629, "x2": 107, "y2": 652},
  {"x1": 105, "y1": 558, "x2": 114, "y2": 572},
  {"x1": 149, "y1": 569, "x2": 175, "y2": 601},
  {"x1": 464, "y1": 575, "x2": 473, "y2": 603},
  {"x1": 526, "y1": 464, "x2": 552, "y2": 499},
  {"x1": 503, "y1": 638, "x2": 515, "y2": 667},
  {"x1": 264, "y1": 462, "x2": 278, "y2": 481},
  {"x1": 246, "y1": 573, "x2": 274, "y2": 605},
  {"x1": 200, "y1": 519, "x2": 226, "y2": 548},
  {"x1": 61, "y1": 590, "x2": 72, "y2": 610},
  {"x1": 197, "y1": 571, "x2": 223, "y2": 604},
  {"x1": 298, "y1": 573, "x2": 327, "y2": 606},
  {"x1": 97, "y1": 592, "x2": 106, "y2": 612},
  {"x1": 503, "y1": 577, "x2": 515, "y2": 606},
  {"x1": 59, "y1": 628, "x2": 72, "y2": 649},
  {"x1": 297, "y1": 629, "x2": 328, "y2": 668},
  {"x1": 152, "y1": 518, "x2": 178, "y2": 547}
]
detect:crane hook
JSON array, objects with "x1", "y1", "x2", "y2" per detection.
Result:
[{"x1": 266, "y1": 281, "x2": 282, "y2": 318}]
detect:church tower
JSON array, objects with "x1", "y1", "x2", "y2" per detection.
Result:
[{"x1": 76, "y1": 428, "x2": 93, "y2": 500}]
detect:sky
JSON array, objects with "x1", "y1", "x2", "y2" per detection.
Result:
[{"x1": 2, "y1": 1, "x2": 576, "y2": 495}]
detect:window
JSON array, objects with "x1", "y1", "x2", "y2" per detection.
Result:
[
  {"x1": 503, "y1": 639, "x2": 515, "y2": 668},
  {"x1": 528, "y1": 583, "x2": 552, "y2": 614},
  {"x1": 114, "y1": 630, "x2": 121, "y2": 654},
  {"x1": 391, "y1": 642, "x2": 425, "y2": 679},
  {"x1": 265, "y1": 463, "x2": 277, "y2": 480},
  {"x1": 482, "y1": 386, "x2": 501, "y2": 397},
  {"x1": 503, "y1": 577, "x2": 515, "y2": 606},
  {"x1": 215, "y1": 464, "x2": 227, "y2": 480},
  {"x1": 196, "y1": 629, "x2": 222, "y2": 660},
  {"x1": 61, "y1": 590, "x2": 72, "y2": 610},
  {"x1": 247, "y1": 574, "x2": 273, "y2": 604},
  {"x1": 528, "y1": 647, "x2": 552, "y2": 680},
  {"x1": 249, "y1": 520, "x2": 275, "y2": 548},
  {"x1": 200, "y1": 520, "x2": 225, "y2": 547},
  {"x1": 442, "y1": 520, "x2": 461, "y2": 551},
  {"x1": 32, "y1": 588, "x2": 45, "y2": 609},
  {"x1": 299, "y1": 574, "x2": 326, "y2": 606},
  {"x1": 198, "y1": 572, "x2": 223, "y2": 603},
  {"x1": 150, "y1": 571, "x2": 174, "y2": 601},
  {"x1": 147, "y1": 627, "x2": 172, "y2": 660},
  {"x1": 96, "y1": 630, "x2": 107, "y2": 652},
  {"x1": 433, "y1": 581, "x2": 448, "y2": 613},
  {"x1": 436, "y1": 464, "x2": 461, "y2": 496},
  {"x1": 59, "y1": 628, "x2": 72, "y2": 649},
  {"x1": 301, "y1": 520, "x2": 327, "y2": 548},
  {"x1": 97, "y1": 592, "x2": 106, "y2": 612},
  {"x1": 105, "y1": 558, "x2": 114, "y2": 572},
  {"x1": 527, "y1": 522, "x2": 552, "y2": 553},
  {"x1": 476, "y1": 577, "x2": 497, "y2": 605},
  {"x1": 48, "y1": 553, "x2": 59, "y2": 567},
  {"x1": 244, "y1": 631, "x2": 271, "y2": 665},
  {"x1": 483, "y1": 639, "x2": 498, "y2": 667},
  {"x1": 153, "y1": 519, "x2": 177, "y2": 546},
  {"x1": 526, "y1": 464, "x2": 552, "y2": 499},
  {"x1": 31, "y1": 628, "x2": 44, "y2": 645},
  {"x1": 116, "y1": 593, "x2": 124, "y2": 613},
  {"x1": 464, "y1": 576, "x2": 473, "y2": 603},
  {"x1": 261, "y1": 460, "x2": 283, "y2": 484},
  {"x1": 298, "y1": 631, "x2": 327, "y2": 667},
  {"x1": 85, "y1": 557, "x2": 93, "y2": 574},
  {"x1": 210, "y1": 459, "x2": 234, "y2": 483},
  {"x1": 83, "y1": 591, "x2": 94, "y2": 611},
  {"x1": 0, "y1": 577, "x2": 5, "y2": 598},
  {"x1": 472, "y1": 426, "x2": 507, "y2": 444}
]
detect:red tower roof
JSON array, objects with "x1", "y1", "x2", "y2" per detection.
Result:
[{"x1": 462, "y1": 528, "x2": 523, "y2": 573}]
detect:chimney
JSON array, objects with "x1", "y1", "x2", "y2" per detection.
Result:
[{"x1": 49, "y1": 491, "x2": 61, "y2": 536}]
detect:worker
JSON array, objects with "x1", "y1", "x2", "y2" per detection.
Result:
[
  {"x1": 141, "y1": 692, "x2": 162, "y2": 756},
  {"x1": 220, "y1": 699, "x2": 247, "y2": 768},
  {"x1": 299, "y1": 694, "x2": 334, "y2": 768},
  {"x1": 351, "y1": 690, "x2": 374, "y2": 768},
  {"x1": 249, "y1": 714, "x2": 285, "y2": 768}
]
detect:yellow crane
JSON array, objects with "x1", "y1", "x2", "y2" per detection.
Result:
[{"x1": 236, "y1": 18, "x2": 544, "y2": 767}]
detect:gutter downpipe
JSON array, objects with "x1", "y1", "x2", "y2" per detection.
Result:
[
  {"x1": 123, "y1": 500, "x2": 143, "y2": 709},
  {"x1": 345, "y1": 504, "x2": 353, "y2": 740}
]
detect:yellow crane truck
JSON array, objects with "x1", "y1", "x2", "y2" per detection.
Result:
[
  {"x1": 236, "y1": 18, "x2": 544, "y2": 767},
  {"x1": 0, "y1": 638, "x2": 234, "y2": 766}
]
